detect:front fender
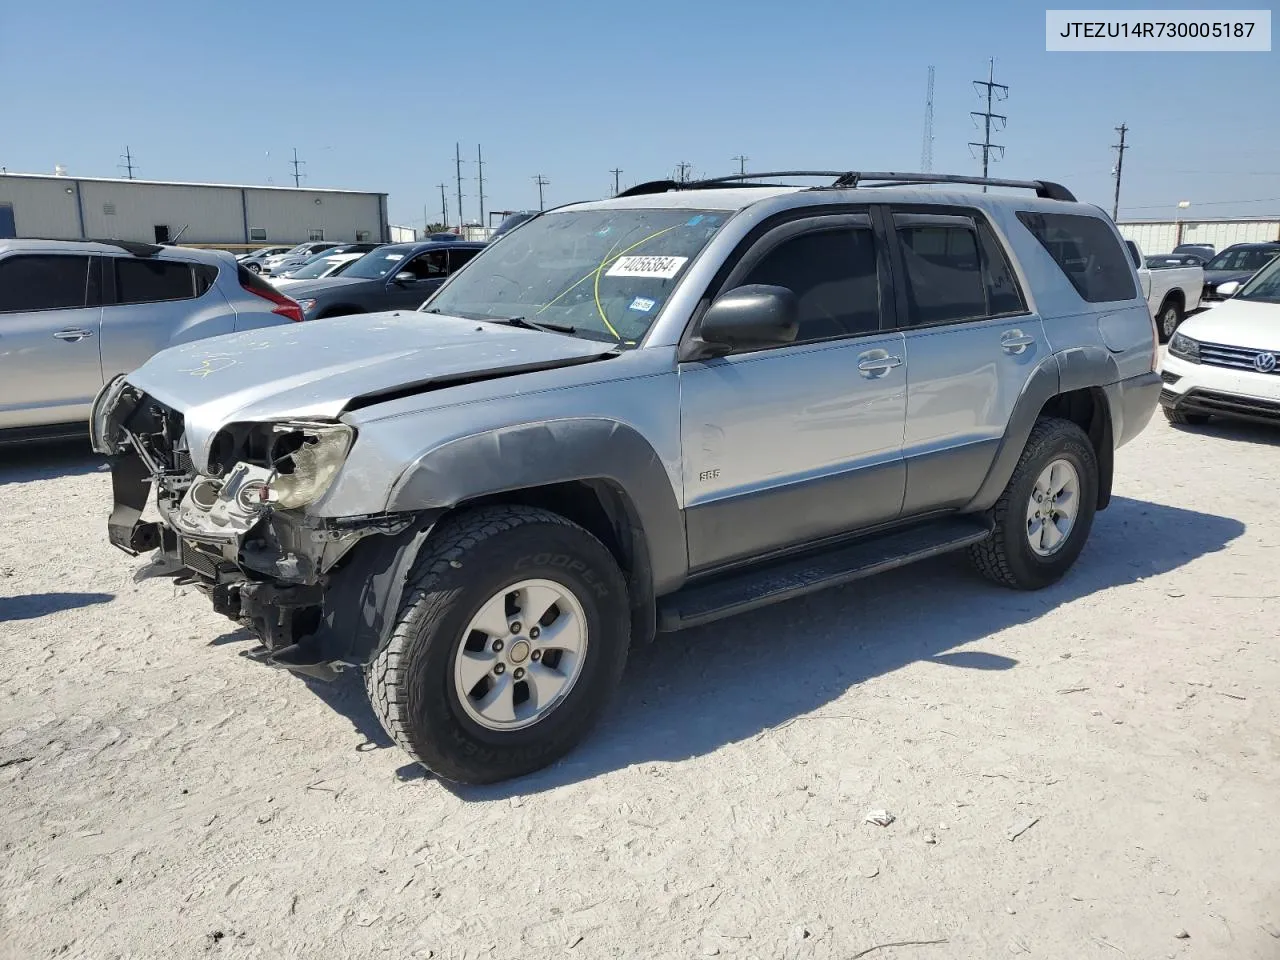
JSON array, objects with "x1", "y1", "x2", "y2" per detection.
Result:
[{"x1": 386, "y1": 418, "x2": 688, "y2": 595}]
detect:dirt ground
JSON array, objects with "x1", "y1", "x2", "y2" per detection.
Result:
[{"x1": 2, "y1": 409, "x2": 1279, "y2": 960}]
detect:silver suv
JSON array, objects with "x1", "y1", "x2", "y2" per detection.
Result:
[
  {"x1": 0, "y1": 239, "x2": 303, "y2": 442},
  {"x1": 92, "y1": 171, "x2": 1161, "y2": 784}
]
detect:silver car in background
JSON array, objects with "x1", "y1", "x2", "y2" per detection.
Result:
[{"x1": 0, "y1": 239, "x2": 303, "y2": 442}]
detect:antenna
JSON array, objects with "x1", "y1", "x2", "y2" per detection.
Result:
[
  {"x1": 968, "y1": 58, "x2": 1008, "y2": 191},
  {"x1": 1111, "y1": 123, "x2": 1129, "y2": 220},
  {"x1": 533, "y1": 174, "x2": 550, "y2": 211},
  {"x1": 290, "y1": 147, "x2": 306, "y2": 187},
  {"x1": 118, "y1": 146, "x2": 137, "y2": 180},
  {"x1": 732, "y1": 155, "x2": 749, "y2": 176},
  {"x1": 921, "y1": 67, "x2": 935, "y2": 172},
  {"x1": 610, "y1": 167, "x2": 623, "y2": 196}
]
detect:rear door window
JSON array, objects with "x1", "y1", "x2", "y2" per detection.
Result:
[
  {"x1": 447, "y1": 247, "x2": 480, "y2": 273},
  {"x1": 0, "y1": 254, "x2": 91, "y2": 313},
  {"x1": 1017, "y1": 212, "x2": 1137, "y2": 303},
  {"x1": 114, "y1": 258, "x2": 199, "y2": 304}
]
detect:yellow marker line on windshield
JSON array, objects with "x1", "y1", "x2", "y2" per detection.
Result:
[{"x1": 536, "y1": 225, "x2": 681, "y2": 318}]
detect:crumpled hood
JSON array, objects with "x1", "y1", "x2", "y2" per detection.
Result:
[
  {"x1": 1180, "y1": 298, "x2": 1280, "y2": 350},
  {"x1": 125, "y1": 312, "x2": 615, "y2": 468}
]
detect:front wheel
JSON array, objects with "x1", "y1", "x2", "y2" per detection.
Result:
[
  {"x1": 969, "y1": 418, "x2": 1099, "y2": 590},
  {"x1": 366, "y1": 506, "x2": 630, "y2": 784},
  {"x1": 246, "y1": 262, "x2": 262, "y2": 274}
]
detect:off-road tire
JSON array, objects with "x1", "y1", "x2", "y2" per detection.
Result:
[
  {"x1": 969, "y1": 417, "x2": 1099, "y2": 590},
  {"x1": 1157, "y1": 298, "x2": 1183, "y2": 342},
  {"x1": 366, "y1": 505, "x2": 630, "y2": 784},
  {"x1": 1162, "y1": 405, "x2": 1210, "y2": 426}
]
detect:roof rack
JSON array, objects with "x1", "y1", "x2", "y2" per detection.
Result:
[
  {"x1": 88, "y1": 239, "x2": 163, "y2": 257},
  {"x1": 617, "y1": 171, "x2": 1076, "y2": 202}
]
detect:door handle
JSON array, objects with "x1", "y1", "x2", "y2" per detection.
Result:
[
  {"x1": 857, "y1": 353, "x2": 903, "y2": 377},
  {"x1": 1000, "y1": 330, "x2": 1035, "y2": 354},
  {"x1": 53, "y1": 329, "x2": 94, "y2": 342}
]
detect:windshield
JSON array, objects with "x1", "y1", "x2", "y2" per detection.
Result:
[
  {"x1": 422, "y1": 208, "x2": 730, "y2": 343},
  {"x1": 1236, "y1": 256, "x2": 1280, "y2": 303},
  {"x1": 281, "y1": 243, "x2": 311, "y2": 257},
  {"x1": 344, "y1": 245, "x2": 418, "y2": 279},
  {"x1": 289, "y1": 255, "x2": 348, "y2": 280},
  {"x1": 1206, "y1": 247, "x2": 1280, "y2": 272}
]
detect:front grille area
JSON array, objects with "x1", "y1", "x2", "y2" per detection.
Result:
[
  {"x1": 1199, "y1": 341, "x2": 1280, "y2": 374},
  {"x1": 1179, "y1": 389, "x2": 1280, "y2": 421}
]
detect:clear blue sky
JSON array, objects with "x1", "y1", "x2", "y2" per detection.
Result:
[{"x1": 1, "y1": 1, "x2": 1276, "y2": 228}]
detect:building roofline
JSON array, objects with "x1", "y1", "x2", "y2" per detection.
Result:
[
  {"x1": 0, "y1": 171, "x2": 386, "y2": 197},
  {"x1": 1118, "y1": 215, "x2": 1280, "y2": 225}
]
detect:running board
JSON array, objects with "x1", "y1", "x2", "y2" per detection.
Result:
[{"x1": 658, "y1": 516, "x2": 993, "y2": 632}]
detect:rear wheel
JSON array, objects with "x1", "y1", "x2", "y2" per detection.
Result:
[
  {"x1": 1157, "y1": 298, "x2": 1183, "y2": 342},
  {"x1": 970, "y1": 417, "x2": 1099, "y2": 590},
  {"x1": 366, "y1": 506, "x2": 630, "y2": 784},
  {"x1": 1162, "y1": 405, "x2": 1210, "y2": 426}
]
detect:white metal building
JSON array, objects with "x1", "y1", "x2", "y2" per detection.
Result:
[
  {"x1": 0, "y1": 172, "x2": 389, "y2": 248},
  {"x1": 1117, "y1": 216, "x2": 1280, "y2": 254}
]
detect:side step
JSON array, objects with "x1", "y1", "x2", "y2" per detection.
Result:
[{"x1": 657, "y1": 516, "x2": 992, "y2": 632}]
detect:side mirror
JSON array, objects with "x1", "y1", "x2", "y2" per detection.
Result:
[
  {"x1": 1216, "y1": 280, "x2": 1241, "y2": 298},
  {"x1": 686, "y1": 284, "x2": 799, "y2": 360},
  {"x1": 393, "y1": 271, "x2": 416, "y2": 284}
]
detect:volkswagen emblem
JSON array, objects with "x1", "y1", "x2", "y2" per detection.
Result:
[{"x1": 1255, "y1": 352, "x2": 1278, "y2": 374}]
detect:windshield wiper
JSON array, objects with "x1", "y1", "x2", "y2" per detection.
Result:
[{"x1": 423, "y1": 309, "x2": 580, "y2": 335}]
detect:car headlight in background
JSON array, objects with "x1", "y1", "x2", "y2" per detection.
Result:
[
  {"x1": 296, "y1": 298, "x2": 317, "y2": 313},
  {"x1": 1169, "y1": 332, "x2": 1201, "y2": 363},
  {"x1": 260, "y1": 422, "x2": 354, "y2": 509}
]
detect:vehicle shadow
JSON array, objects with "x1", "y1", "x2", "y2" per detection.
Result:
[
  {"x1": 0, "y1": 592, "x2": 115, "y2": 621},
  {"x1": 0, "y1": 438, "x2": 104, "y2": 485},
  {"x1": 285, "y1": 495, "x2": 1242, "y2": 795}
]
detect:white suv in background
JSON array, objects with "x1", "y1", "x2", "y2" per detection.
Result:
[{"x1": 1161, "y1": 255, "x2": 1280, "y2": 427}]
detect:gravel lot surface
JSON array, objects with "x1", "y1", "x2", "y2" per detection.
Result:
[{"x1": 2, "y1": 412, "x2": 1278, "y2": 960}]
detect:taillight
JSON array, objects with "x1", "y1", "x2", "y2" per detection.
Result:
[{"x1": 238, "y1": 264, "x2": 305, "y2": 322}]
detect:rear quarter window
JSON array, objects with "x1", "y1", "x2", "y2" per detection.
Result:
[{"x1": 1016, "y1": 212, "x2": 1137, "y2": 303}]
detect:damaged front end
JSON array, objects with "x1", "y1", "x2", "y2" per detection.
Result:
[{"x1": 91, "y1": 375, "x2": 438, "y2": 678}]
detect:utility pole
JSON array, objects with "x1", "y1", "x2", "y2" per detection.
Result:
[
  {"x1": 290, "y1": 147, "x2": 306, "y2": 187},
  {"x1": 732, "y1": 155, "x2": 749, "y2": 176},
  {"x1": 437, "y1": 183, "x2": 449, "y2": 231},
  {"x1": 533, "y1": 174, "x2": 549, "y2": 211},
  {"x1": 476, "y1": 144, "x2": 486, "y2": 228},
  {"x1": 1111, "y1": 123, "x2": 1129, "y2": 221},
  {"x1": 610, "y1": 168, "x2": 623, "y2": 196},
  {"x1": 118, "y1": 146, "x2": 137, "y2": 180},
  {"x1": 921, "y1": 66, "x2": 935, "y2": 172},
  {"x1": 675, "y1": 161, "x2": 692, "y2": 183},
  {"x1": 968, "y1": 58, "x2": 1007, "y2": 190},
  {"x1": 454, "y1": 143, "x2": 465, "y2": 233}
]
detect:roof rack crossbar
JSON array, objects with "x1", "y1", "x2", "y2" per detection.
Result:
[{"x1": 618, "y1": 171, "x2": 1075, "y2": 202}]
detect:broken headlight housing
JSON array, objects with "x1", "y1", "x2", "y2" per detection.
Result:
[{"x1": 260, "y1": 422, "x2": 355, "y2": 510}]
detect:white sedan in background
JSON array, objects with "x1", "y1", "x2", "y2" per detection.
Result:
[
  {"x1": 270, "y1": 252, "x2": 367, "y2": 290},
  {"x1": 1160, "y1": 256, "x2": 1280, "y2": 428}
]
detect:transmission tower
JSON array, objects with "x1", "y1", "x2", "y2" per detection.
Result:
[
  {"x1": 1111, "y1": 123, "x2": 1129, "y2": 220},
  {"x1": 290, "y1": 147, "x2": 306, "y2": 187},
  {"x1": 610, "y1": 168, "x2": 623, "y2": 196},
  {"x1": 920, "y1": 67, "x2": 935, "y2": 172},
  {"x1": 732, "y1": 155, "x2": 749, "y2": 175},
  {"x1": 533, "y1": 174, "x2": 549, "y2": 210},
  {"x1": 438, "y1": 183, "x2": 449, "y2": 231},
  {"x1": 475, "y1": 145, "x2": 486, "y2": 228},
  {"x1": 454, "y1": 143, "x2": 465, "y2": 232},
  {"x1": 118, "y1": 146, "x2": 137, "y2": 180},
  {"x1": 674, "y1": 161, "x2": 692, "y2": 183},
  {"x1": 968, "y1": 58, "x2": 1007, "y2": 190}
]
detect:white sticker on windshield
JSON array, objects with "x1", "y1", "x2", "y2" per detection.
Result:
[
  {"x1": 606, "y1": 255, "x2": 689, "y2": 279},
  {"x1": 384, "y1": 253, "x2": 404, "y2": 261}
]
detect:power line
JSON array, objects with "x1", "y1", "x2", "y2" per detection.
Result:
[
  {"x1": 1111, "y1": 123, "x2": 1129, "y2": 221},
  {"x1": 533, "y1": 174, "x2": 550, "y2": 211},
  {"x1": 118, "y1": 146, "x2": 137, "y2": 180},
  {"x1": 732, "y1": 155, "x2": 749, "y2": 175},
  {"x1": 968, "y1": 58, "x2": 1007, "y2": 190},
  {"x1": 921, "y1": 67, "x2": 935, "y2": 172},
  {"x1": 476, "y1": 144, "x2": 486, "y2": 229},
  {"x1": 290, "y1": 147, "x2": 306, "y2": 187},
  {"x1": 610, "y1": 167, "x2": 623, "y2": 196},
  {"x1": 1121, "y1": 196, "x2": 1280, "y2": 212}
]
